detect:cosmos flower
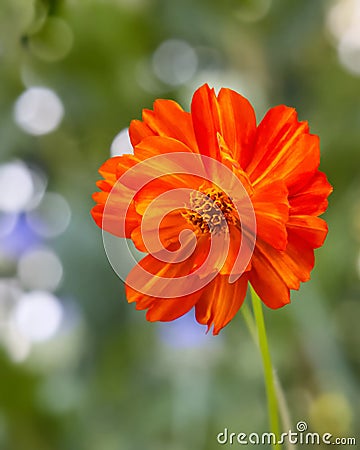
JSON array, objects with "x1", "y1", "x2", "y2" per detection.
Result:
[{"x1": 92, "y1": 84, "x2": 332, "y2": 334}]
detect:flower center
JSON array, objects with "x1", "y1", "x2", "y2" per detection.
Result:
[{"x1": 183, "y1": 187, "x2": 237, "y2": 234}]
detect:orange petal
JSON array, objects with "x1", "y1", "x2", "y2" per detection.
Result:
[
  {"x1": 96, "y1": 179, "x2": 114, "y2": 192},
  {"x1": 104, "y1": 153, "x2": 154, "y2": 192},
  {"x1": 126, "y1": 234, "x2": 211, "y2": 297},
  {"x1": 247, "y1": 106, "x2": 319, "y2": 191},
  {"x1": 134, "y1": 134, "x2": 194, "y2": 158},
  {"x1": 130, "y1": 99, "x2": 199, "y2": 151},
  {"x1": 129, "y1": 119, "x2": 154, "y2": 147},
  {"x1": 249, "y1": 232, "x2": 315, "y2": 309},
  {"x1": 219, "y1": 225, "x2": 252, "y2": 275},
  {"x1": 125, "y1": 256, "x2": 192, "y2": 300},
  {"x1": 286, "y1": 215, "x2": 328, "y2": 248},
  {"x1": 195, "y1": 273, "x2": 249, "y2": 334},
  {"x1": 289, "y1": 171, "x2": 333, "y2": 216},
  {"x1": 217, "y1": 87, "x2": 256, "y2": 168},
  {"x1": 216, "y1": 136, "x2": 254, "y2": 196},
  {"x1": 252, "y1": 180, "x2": 289, "y2": 250},
  {"x1": 98, "y1": 156, "x2": 124, "y2": 181},
  {"x1": 114, "y1": 154, "x2": 142, "y2": 180},
  {"x1": 92, "y1": 181, "x2": 141, "y2": 237},
  {"x1": 125, "y1": 238, "x2": 210, "y2": 321},
  {"x1": 191, "y1": 84, "x2": 222, "y2": 160},
  {"x1": 133, "y1": 174, "x2": 204, "y2": 217},
  {"x1": 132, "y1": 289, "x2": 201, "y2": 322},
  {"x1": 91, "y1": 202, "x2": 140, "y2": 237},
  {"x1": 97, "y1": 154, "x2": 141, "y2": 186},
  {"x1": 92, "y1": 190, "x2": 109, "y2": 205},
  {"x1": 118, "y1": 136, "x2": 207, "y2": 191},
  {"x1": 130, "y1": 211, "x2": 193, "y2": 253}
]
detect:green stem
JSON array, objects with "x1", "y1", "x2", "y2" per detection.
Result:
[
  {"x1": 240, "y1": 302, "x2": 257, "y2": 343},
  {"x1": 250, "y1": 286, "x2": 281, "y2": 450}
]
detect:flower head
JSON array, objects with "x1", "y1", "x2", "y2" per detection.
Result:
[{"x1": 92, "y1": 84, "x2": 332, "y2": 334}]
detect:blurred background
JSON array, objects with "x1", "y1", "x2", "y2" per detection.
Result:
[{"x1": 0, "y1": 0, "x2": 359, "y2": 449}]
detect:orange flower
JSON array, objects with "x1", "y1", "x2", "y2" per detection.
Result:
[{"x1": 92, "y1": 84, "x2": 332, "y2": 334}]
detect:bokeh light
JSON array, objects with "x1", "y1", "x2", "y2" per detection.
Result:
[
  {"x1": 26, "y1": 166, "x2": 47, "y2": 211},
  {"x1": 136, "y1": 57, "x2": 167, "y2": 94},
  {"x1": 26, "y1": 192, "x2": 71, "y2": 238},
  {"x1": 110, "y1": 128, "x2": 133, "y2": 156},
  {"x1": 28, "y1": 17, "x2": 74, "y2": 62},
  {"x1": 0, "y1": 281, "x2": 30, "y2": 362},
  {"x1": 0, "y1": 214, "x2": 41, "y2": 257},
  {"x1": 2, "y1": 321, "x2": 31, "y2": 363},
  {"x1": 17, "y1": 247, "x2": 63, "y2": 292},
  {"x1": 0, "y1": 213, "x2": 18, "y2": 239},
  {"x1": 309, "y1": 392, "x2": 352, "y2": 437},
  {"x1": 326, "y1": 0, "x2": 360, "y2": 76},
  {"x1": 235, "y1": 0, "x2": 272, "y2": 22},
  {"x1": 338, "y1": 28, "x2": 360, "y2": 76},
  {"x1": 14, "y1": 86, "x2": 64, "y2": 135},
  {"x1": 11, "y1": 290, "x2": 63, "y2": 343},
  {"x1": 0, "y1": 161, "x2": 34, "y2": 213},
  {"x1": 152, "y1": 39, "x2": 198, "y2": 86},
  {"x1": 0, "y1": 280, "x2": 20, "y2": 322}
]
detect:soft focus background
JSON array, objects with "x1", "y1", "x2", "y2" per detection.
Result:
[{"x1": 0, "y1": 0, "x2": 359, "y2": 449}]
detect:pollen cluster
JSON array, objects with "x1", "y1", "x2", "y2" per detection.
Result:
[{"x1": 183, "y1": 187, "x2": 237, "y2": 234}]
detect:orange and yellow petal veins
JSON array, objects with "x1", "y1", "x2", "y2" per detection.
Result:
[
  {"x1": 191, "y1": 84, "x2": 223, "y2": 160},
  {"x1": 125, "y1": 238, "x2": 210, "y2": 319},
  {"x1": 286, "y1": 215, "x2": 328, "y2": 249},
  {"x1": 130, "y1": 211, "x2": 194, "y2": 253},
  {"x1": 251, "y1": 180, "x2": 289, "y2": 251},
  {"x1": 128, "y1": 287, "x2": 202, "y2": 323},
  {"x1": 191, "y1": 84, "x2": 256, "y2": 167},
  {"x1": 195, "y1": 273, "x2": 249, "y2": 335},
  {"x1": 129, "y1": 119, "x2": 154, "y2": 147},
  {"x1": 289, "y1": 171, "x2": 333, "y2": 216},
  {"x1": 129, "y1": 99, "x2": 198, "y2": 152},
  {"x1": 92, "y1": 155, "x2": 143, "y2": 237},
  {"x1": 247, "y1": 106, "x2": 319, "y2": 191},
  {"x1": 249, "y1": 232, "x2": 316, "y2": 309},
  {"x1": 91, "y1": 191, "x2": 141, "y2": 238},
  {"x1": 216, "y1": 87, "x2": 256, "y2": 168}
]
